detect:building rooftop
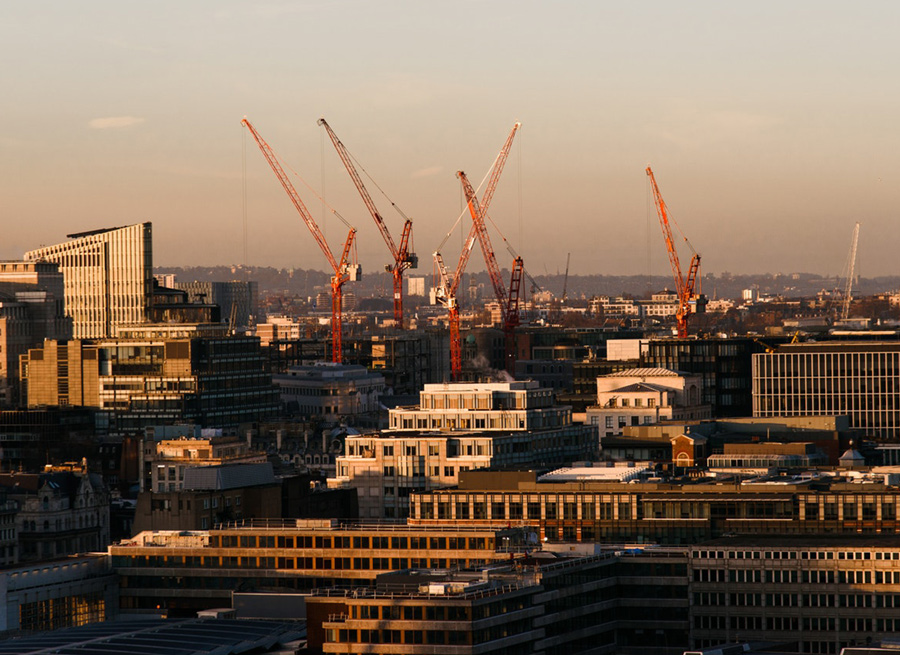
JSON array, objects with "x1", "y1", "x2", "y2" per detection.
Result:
[
  {"x1": 0, "y1": 617, "x2": 304, "y2": 655},
  {"x1": 604, "y1": 368, "x2": 689, "y2": 377},
  {"x1": 538, "y1": 463, "x2": 652, "y2": 483},
  {"x1": 182, "y1": 462, "x2": 276, "y2": 491}
]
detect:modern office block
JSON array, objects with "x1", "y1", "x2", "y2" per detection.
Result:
[
  {"x1": 25, "y1": 223, "x2": 153, "y2": 339},
  {"x1": 753, "y1": 341, "x2": 900, "y2": 439}
]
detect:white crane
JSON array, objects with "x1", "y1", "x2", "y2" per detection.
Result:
[{"x1": 841, "y1": 222, "x2": 860, "y2": 321}]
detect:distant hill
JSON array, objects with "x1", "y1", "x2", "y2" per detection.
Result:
[{"x1": 155, "y1": 265, "x2": 900, "y2": 301}]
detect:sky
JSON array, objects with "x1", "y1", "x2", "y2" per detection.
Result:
[{"x1": 2, "y1": 1, "x2": 900, "y2": 278}]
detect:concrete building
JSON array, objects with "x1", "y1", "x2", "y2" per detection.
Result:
[
  {"x1": 0, "y1": 554, "x2": 116, "y2": 634},
  {"x1": 330, "y1": 381, "x2": 596, "y2": 519},
  {"x1": 175, "y1": 280, "x2": 259, "y2": 329},
  {"x1": 0, "y1": 261, "x2": 71, "y2": 406},
  {"x1": 273, "y1": 362, "x2": 385, "y2": 422},
  {"x1": 24, "y1": 223, "x2": 153, "y2": 339},
  {"x1": 587, "y1": 368, "x2": 711, "y2": 438},
  {"x1": 257, "y1": 316, "x2": 305, "y2": 346},
  {"x1": 109, "y1": 522, "x2": 530, "y2": 616},
  {"x1": 141, "y1": 434, "x2": 267, "y2": 493},
  {"x1": 410, "y1": 462, "x2": 900, "y2": 545},
  {"x1": 753, "y1": 341, "x2": 900, "y2": 439},
  {"x1": 688, "y1": 535, "x2": 900, "y2": 652},
  {"x1": 643, "y1": 337, "x2": 776, "y2": 417},
  {"x1": 134, "y1": 462, "x2": 282, "y2": 532},
  {"x1": 20, "y1": 326, "x2": 280, "y2": 432}
]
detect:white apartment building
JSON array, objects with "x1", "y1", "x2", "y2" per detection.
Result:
[
  {"x1": 331, "y1": 381, "x2": 596, "y2": 519},
  {"x1": 639, "y1": 290, "x2": 680, "y2": 318},
  {"x1": 25, "y1": 223, "x2": 153, "y2": 339},
  {"x1": 586, "y1": 368, "x2": 710, "y2": 438}
]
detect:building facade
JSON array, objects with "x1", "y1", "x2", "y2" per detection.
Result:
[
  {"x1": 20, "y1": 328, "x2": 280, "y2": 431},
  {"x1": 175, "y1": 280, "x2": 259, "y2": 329},
  {"x1": 587, "y1": 368, "x2": 710, "y2": 438},
  {"x1": 24, "y1": 223, "x2": 153, "y2": 339},
  {"x1": 109, "y1": 522, "x2": 530, "y2": 616},
  {"x1": 409, "y1": 466, "x2": 900, "y2": 545},
  {"x1": 753, "y1": 342, "x2": 900, "y2": 439},
  {"x1": 331, "y1": 382, "x2": 596, "y2": 519},
  {"x1": 273, "y1": 363, "x2": 385, "y2": 421},
  {"x1": 141, "y1": 435, "x2": 268, "y2": 493},
  {"x1": 641, "y1": 337, "x2": 776, "y2": 418},
  {"x1": 689, "y1": 535, "x2": 900, "y2": 653},
  {"x1": 0, "y1": 261, "x2": 71, "y2": 406},
  {"x1": 0, "y1": 554, "x2": 116, "y2": 634}
]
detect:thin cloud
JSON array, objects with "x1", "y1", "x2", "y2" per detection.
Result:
[
  {"x1": 89, "y1": 116, "x2": 145, "y2": 130},
  {"x1": 411, "y1": 166, "x2": 443, "y2": 179}
]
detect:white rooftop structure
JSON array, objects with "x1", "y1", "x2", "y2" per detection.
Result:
[{"x1": 538, "y1": 463, "x2": 652, "y2": 483}]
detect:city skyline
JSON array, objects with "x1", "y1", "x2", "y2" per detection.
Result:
[{"x1": 3, "y1": 1, "x2": 899, "y2": 276}]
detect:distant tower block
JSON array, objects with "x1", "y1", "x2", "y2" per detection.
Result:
[{"x1": 407, "y1": 276, "x2": 425, "y2": 297}]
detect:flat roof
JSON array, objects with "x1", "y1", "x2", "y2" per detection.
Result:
[{"x1": 0, "y1": 617, "x2": 304, "y2": 655}]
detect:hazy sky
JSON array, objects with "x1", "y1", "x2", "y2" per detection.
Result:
[{"x1": 3, "y1": 1, "x2": 900, "y2": 278}]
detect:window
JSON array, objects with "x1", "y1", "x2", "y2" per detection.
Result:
[
  {"x1": 383, "y1": 466, "x2": 395, "y2": 477},
  {"x1": 605, "y1": 417, "x2": 613, "y2": 428},
  {"x1": 621, "y1": 398, "x2": 630, "y2": 407},
  {"x1": 443, "y1": 466, "x2": 454, "y2": 477}
]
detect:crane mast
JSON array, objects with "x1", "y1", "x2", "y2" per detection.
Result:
[
  {"x1": 646, "y1": 166, "x2": 703, "y2": 338},
  {"x1": 318, "y1": 118, "x2": 417, "y2": 326},
  {"x1": 433, "y1": 228, "x2": 479, "y2": 380},
  {"x1": 242, "y1": 117, "x2": 360, "y2": 363},
  {"x1": 458, "y1": 172, "x2": 522, "y2": 374},
  {"x1": 841, "y1": 222, "x2": 860, "y2": 321}
]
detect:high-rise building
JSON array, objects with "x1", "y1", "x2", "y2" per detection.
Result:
[{"x1": 24, "y1": 223, "x2": 153, "y2": 339}]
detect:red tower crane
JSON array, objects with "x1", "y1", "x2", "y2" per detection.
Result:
[
  {"x1": 646, "y1": 166, "x2": 705, "y2": 338},
  {"x1": 242, "y1": 117, "x2": 361, "y2": 362},
  {"x1": 458, "y1": 171, "x2": 523, "y2": 375},
  {"x1": 318, "y1": 118, "x2": 417, "y2": 326},
  {"x1": 433, "y1": 232, "x2": 479, "y2": 381},
  {"x1": 433, "y1": 123, "x2": 521, "y2": 380}
]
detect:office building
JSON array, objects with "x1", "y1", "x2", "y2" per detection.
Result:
[
  {"x1": 109, "y1": 522, "x2": 530, "y2": 616},
  {"x1": 330, "y1": 381, "x2": 596, "y2": 519},
  {"x1": 20, "y1": 326, "x2": 280, "y2": 431},
  {"x1": 642, "y1": 337, "x2": 773, "y2": 417},
  {"x1": 0, "y1": 554, "x2": 116, "y2": 634},
  {"x1": 140, "y1": 434, "x2": 267, "y2": 493},
  {"x1": 273, "y1": 362, "x2": 385, "y2": 421},
  {"x1": 689, "y1": 535, "x2": 900, "y2": 653},
  {"x1": 753, "y1": 341, "x2": 900, "y2": 439},
  {"x1": 0, "y1": 261, "x2": 71, "y2": 406},
  {"x1": 175, "y1": 280, "x2": 259, "y2": 329},
  {"x1": 410, "y1": 463, "x2": 900, "y2": 545},
  {"x1": 24, "y1": 223, "x2": 153, "y2": 339},
  {"x1": 309, "y1": 548, "x2": 690, "y2": 655}
]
